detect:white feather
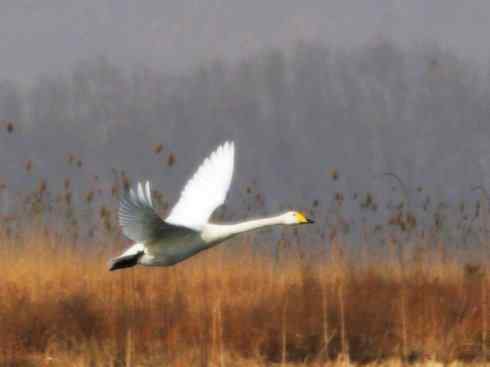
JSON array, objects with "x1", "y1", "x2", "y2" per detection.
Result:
[
  {"x1": 137, "y1": 182, "x2": 146, "y2": 206},
  {"x1": 165, "y1": 141, "x2": 235, "y2": 230},
  {"x1": 145, "y1": 181, "x2": 152, "y2": 207},
  {"x1": 121, "y1": 242, "x2": 145, "y2": 257}
]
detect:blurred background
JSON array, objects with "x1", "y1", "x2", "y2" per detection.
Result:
[{"x1": 1, "y1": 0, "x2": 490, "y2": 243}]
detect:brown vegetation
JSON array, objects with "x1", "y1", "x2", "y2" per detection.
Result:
[
  {"x1": 1, "y1": 125, "x2": 489, "y2": 366},
  {"x1": 0, "y1": 227, "x2": 489, "y2": 366}
]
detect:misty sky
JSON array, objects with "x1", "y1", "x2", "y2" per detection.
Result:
[{"x1": 3, "y1": 0, "x2": 490, "y2": 81}]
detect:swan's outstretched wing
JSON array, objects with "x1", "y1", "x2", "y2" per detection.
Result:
[
  {"x1": 166, "y1": 141, "x2": 235, "y2": 231},
  {"x1": 119, "y1": 181, "x2": 166, "y2": 242}
]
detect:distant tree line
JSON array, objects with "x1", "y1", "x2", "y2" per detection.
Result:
[{"x1": 0, "y1": 41, "x2": 489, "y2": 232}]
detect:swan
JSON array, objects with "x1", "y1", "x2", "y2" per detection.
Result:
[{"x1": 109, "y1": 141, "x2": 314, "y2": 271}]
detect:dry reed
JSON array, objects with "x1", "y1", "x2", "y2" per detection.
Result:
[{"x1": 0, "y1": 228, "x2": 489, "y2": 366}]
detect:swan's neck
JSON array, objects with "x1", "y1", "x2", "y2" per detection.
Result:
[{"x1": 202, "y1": 215, "x2": 284, "y2": 243}]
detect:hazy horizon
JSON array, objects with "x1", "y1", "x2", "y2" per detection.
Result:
[
  {"x1": 3, "y1": 0, "x2": 490, "y2": 82},
  {"x1": 2, "y1": 2, "x2": 490, "y2": 244}
]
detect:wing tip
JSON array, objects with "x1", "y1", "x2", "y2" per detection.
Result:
[
  {"x1": 220, "y1": 140, "x2": 235, "y2": 159},
  {"x1": 121, "y1": 180, "x2": 154, "y2": 209},
  {"x1": 224, "y1": 140, "x2": 235, "y2": 150}
]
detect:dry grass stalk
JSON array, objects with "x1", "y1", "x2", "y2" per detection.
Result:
[{"x1": 0, "y1": 229, "x2": 490, "y2": 365}]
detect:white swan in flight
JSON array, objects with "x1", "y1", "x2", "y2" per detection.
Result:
[{"x1": 109, "y1": 141, "x2": 314, "y2": 271}]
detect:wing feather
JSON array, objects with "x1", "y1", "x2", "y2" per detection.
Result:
[
  {"x1": 165, "y1": 141, "x2": 235, "y2": 230},
  {"x1": 119, "y1": 180, "x2": 166, "y2": 242}
]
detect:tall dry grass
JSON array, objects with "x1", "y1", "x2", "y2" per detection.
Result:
[{"x1": 1, "y1": 227, "x2": 489, "y2": 366}]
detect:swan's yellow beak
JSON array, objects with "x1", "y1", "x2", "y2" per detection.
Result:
[{"x1": 296, "y1": 211, "x2": 315, "y2": 224}]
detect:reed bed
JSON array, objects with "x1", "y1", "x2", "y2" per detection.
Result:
[{"x1": 0, "y1": 228, "x2": 489, "y2": 366}]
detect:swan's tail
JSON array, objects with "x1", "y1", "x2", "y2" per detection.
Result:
[{"x1": 108, "y1": 251, "x2": 144, "y2": 271}]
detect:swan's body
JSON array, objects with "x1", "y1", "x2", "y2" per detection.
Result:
[{"x1": 109, "y1": 141, "x2": 313, "y2": 271}]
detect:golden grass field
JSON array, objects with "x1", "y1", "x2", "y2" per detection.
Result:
[{"x1": 1, "y1": 226, "x2": 490, "y2": 366}]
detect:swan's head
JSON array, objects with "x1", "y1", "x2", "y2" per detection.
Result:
[{"x1": 282, "y1": 211, "x2": 315, "y2": 225}]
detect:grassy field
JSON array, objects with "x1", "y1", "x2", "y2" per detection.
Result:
[
  {"x1": 1, "y1": 226, "x2": 489, "y2": 366},
  {"x1": 0, "y1": 150, "x2": 488, "y2": 366}
]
